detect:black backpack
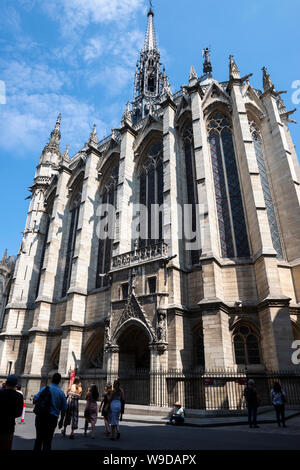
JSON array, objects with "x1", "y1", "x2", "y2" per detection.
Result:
[{"x1": 33, "y1": 386, "x2": 52, "y2": 416}]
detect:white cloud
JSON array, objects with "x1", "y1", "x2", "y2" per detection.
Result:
[
  {"x1": 42, "y1": 0, "x2": 145, "y2": 31},
  {"x1": 0, "y1": 91, "x2": 107, "y2": 159},
  {"x1": 2, "y1": 61, "x2": 67, "y2": 95}
]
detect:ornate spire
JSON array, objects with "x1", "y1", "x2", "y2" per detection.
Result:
[
  {"x1": 229, "y1": 55, "x2": 240, "y2": 80},
  {"x1": 89, "y1": 124, "x2": 98, "y2": 147},
  {"x1": 43, "y1": 113, "x2": 62, "y2": 156},
  {"x1": 143, "y1": 3, "x2": 157, "y2": 52},
  {"x1": 132, "y1": 5, "x2": 167, "y2": 122},
  {"x1": 202, "y1": 48, "x2": 212, "y2": 77},
  {"x1": 262, "y1": 66, "x2": 275, "y2": 92}
]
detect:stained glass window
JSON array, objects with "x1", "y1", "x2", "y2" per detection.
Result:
[
  {"x1": 96, "y1": 163, "x2": 119, "y2": 288},
  {"x1": 139, "y1": 141, "x2": 163, "y2": 247},
  {"x1": 208, "y1": 113, "x2": 250, "y2": 258},
  {"x1": 233, "y1": 324, "x2": 261, "y2": 365},
  {"x1": 183, "y1": 124, "x2": 200, "y2": 265},
  {"x1": 62, "y1": 192, "x2": 81, "y2": 297},
  {"x1": 249, "y1": 120, "x2": 283, "y2": 259}
]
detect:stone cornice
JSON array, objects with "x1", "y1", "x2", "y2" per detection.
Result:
[
  {"x1": 160, "y1": 94, "x2": 177, "y2": 111},
  {"x1": 183, "y1": 81, "x2": 204, "y2": 98},
  {"x1": 0, "y1": 333, "x2": 23, "y2": 340},
  {"x1": 27, "y1": 327, "x2": 49, "y2": 337},
  {"x1": 257, "y1": 296, "x2": 291, "y2": 311},
  {"x1": 116, "y1": 121, "x2": 137, "y2": 137},
  {"x1": 60, "y1": 321, "x2": 85, "y2": 332}
]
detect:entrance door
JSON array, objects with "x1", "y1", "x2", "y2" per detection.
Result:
[{"x1": 117, "y1": 325, "x2": 150, "y2": 405}]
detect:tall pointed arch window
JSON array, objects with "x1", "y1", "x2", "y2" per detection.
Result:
[
  {"x1": 183, "y1": 123, "x2": 200, "y2": 265},
  {"x1": 96, "y1": 163, "x2": 119, "y2": 288},
  {"x1": 62, "y1": 191, "x2": 81, "y2": 297},
  {"x1": 208, "y1": 113, "x2": 250, "y2": 258},
  {"x1": 233, "y1": 324, "x2": 261, "y2": 365},
  {"x1": 139, "y1": 141, "x2": 163, "y2": 247},
  {"x1": 35, "y1": 193, "x2": 55, "y2": 299},
  {"x1": 249, "y1": 119, "x2": 283, "y2": 259}
]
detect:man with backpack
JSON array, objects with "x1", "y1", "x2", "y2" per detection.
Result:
[{"x1": 33, "y1": 372, "x2": 68, "y2": 451}]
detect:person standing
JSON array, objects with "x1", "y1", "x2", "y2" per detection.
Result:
[
  {"x1": 84, "y1": 384, "x2": 99, "y2": 439},
  {"x1": 0, "y1": 374, "x2": 24, "y2": 451},
  {"x1": 271, "y1": 382, "x2": 287, "y2": 428},
  {"x1": 244, "y1": 379, "x2": 259, "y2": 428},
  {"x1": 60, "y1": 376, "x2": 82, "y2": 439},
  {"x1": 99, "y1": 383, "x2": 112, "y2": 436},
  {"x1": 33, "y1": 373, "x2": 68, "y2": 452},
  {"x1": 108, "y1": 380, "x2": 125, "y2": 441}
]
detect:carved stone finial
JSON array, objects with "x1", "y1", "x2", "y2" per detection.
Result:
[
  {"x1": 202, "y1": 47, "x2": 212, "y2": 77},
  {"x1": 62, "y1": 145, "x2": 69, "y2": 164},
  {"x1": 89, "y1": 124, "x2": 98, "y2": 147},
  {"x1": 189, "y1": 65, "x2": 198, "y2": 82},
  {"x1": 229, "y1": 55, "x2": 240, "y2": 80},
  {"x1": 262, "y1": 66, "x2": 275, "y2": 92},
  {"x1": 121, "y1": 102, "x2": 132, "y2": 126},
  {"x1": 161, "y1": 75, "x2": 172, "y2": 98},
  {"x1": 1, "y1": 248, "x2": 7, "y2": 263}
]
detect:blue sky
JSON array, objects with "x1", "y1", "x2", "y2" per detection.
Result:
[{"x1": 0, "y1": 0, "x2": 299, "y2": 256}]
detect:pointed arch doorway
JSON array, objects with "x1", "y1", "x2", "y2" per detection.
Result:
[{"x1": 117, "y1": 323, "x2": 151, "y2": 405}]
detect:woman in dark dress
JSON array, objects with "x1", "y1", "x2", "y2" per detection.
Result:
[{"x1": 99, "y1": 383, "x2": 112, "y2": 436}]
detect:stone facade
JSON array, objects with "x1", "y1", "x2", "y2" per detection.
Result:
[{"x1": 1, "y1": 8, "x2": 300, "y2": 401}]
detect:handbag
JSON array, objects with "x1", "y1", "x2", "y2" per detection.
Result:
[{"x1": 84, "y1": 408, "x2": 90, "y2": 419}]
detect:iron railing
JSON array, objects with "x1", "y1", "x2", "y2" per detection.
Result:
[{"x1": 3, "y1": 369, "x2": 300, "y2": 411}]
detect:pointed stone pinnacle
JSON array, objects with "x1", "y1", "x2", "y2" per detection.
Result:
[
  {"x1": 55, "y1": 113, "x2": 61, "y2": 129},
  {"x1": 89, "y1": 124, "x2": 98, "y2": 146},
  {"x1": 1, "y1": 248, "x2": 7, "y2": 262},
  {"x1": 63, "y1": 145, "x2": 69, "y2": 161},
  {"x1": 262, "y1": 66, "x2": 275, "y2": 92},
  {"x1": 189, "y1": 65, "x2": 198, "y2": 81},
  {"x1": 229, "y1": 55, "x2": 240, "y2": 80},
  {"x1": 122, "y1": 103, "x2": 132, "y2": 125}
]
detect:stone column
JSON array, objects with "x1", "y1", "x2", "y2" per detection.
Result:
[
  {"x1": 161, "y1": 96, "x2": 180, "y2": 260},
  {"x1": 58, "y1": 145, "x2": 100, "y2": 375},
  {"x1": 188, "y1": 81, "x2": 219, "y2": 258},
  {"x1": 258, "y1": 299, "x2": 295, "y2": 370},
  {"x1": 261, "y1": 81, "x2": 300, "y2": 262},
  {"x1": 201, "y1": 304, "x2": 234, "y2": 369},
  {"x1": 115, "y1": 122, "x2": 136, "y2": 255},
  {"x1": 23, "y1": 166, "x2": 70, "y2": 376},
  {"x1": 229, "y1": 78, "x2": 275, "y2": 259},
  {"x1": 105, "y1": 345, "x2": 119, "y2": 384}
]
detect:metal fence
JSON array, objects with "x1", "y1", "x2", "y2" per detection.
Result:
[
  {"x1": 2, "y1": 369, "x2": 300, "y2": 411},
  {"x1": 108, "y1": 369, "x2": 300, "y2": 411}
]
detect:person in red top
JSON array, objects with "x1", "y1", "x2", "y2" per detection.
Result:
[{"x1": 0, "y1": 374, "x2": 24, "y2": 451}]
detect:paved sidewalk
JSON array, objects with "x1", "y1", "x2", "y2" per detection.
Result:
[{"x1": 24, "y1": 405, "x2": 300, "y2": 427}]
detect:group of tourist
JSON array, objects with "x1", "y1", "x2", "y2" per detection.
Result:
[
  {"x1": 244, "y1": 379, "x2": 287, "y2": 428},
  {"x1": 0, "y1": 372, "x2": 125, "y2": 451},
  {"x1": 0, "y1": 373, "x2": 289, "y2": 451},
  {"x1": 56, "y1": 377, "x2": 125, "y2": 442}
]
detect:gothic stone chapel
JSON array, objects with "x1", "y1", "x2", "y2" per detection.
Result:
[{"x1": 1, "y1": 6, "x2": 300, "y2": 408}]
